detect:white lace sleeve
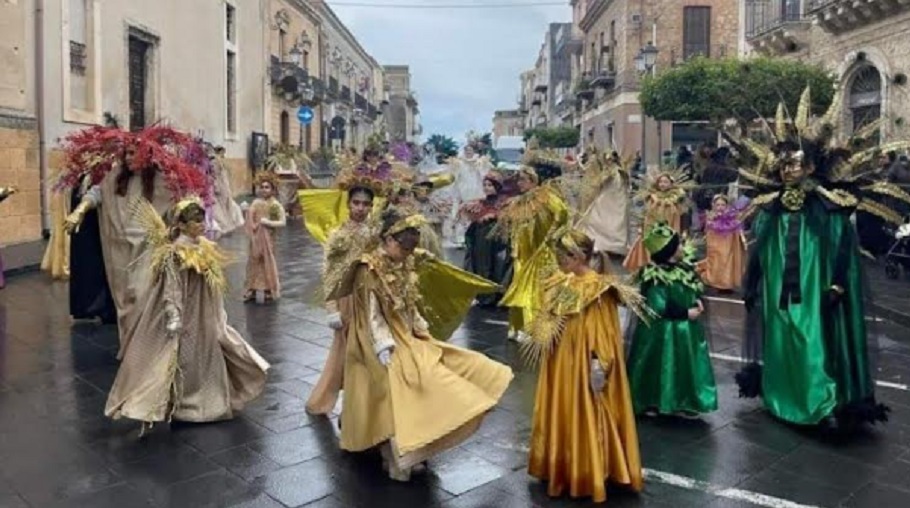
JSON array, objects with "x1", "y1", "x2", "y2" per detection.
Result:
[{"x1": 369, "y1": 293, "x2": 396, "y2": 355}]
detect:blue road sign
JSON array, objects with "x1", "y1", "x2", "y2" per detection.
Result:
[{"x1": 297, "y1": 106, "x2": 314, "y2": 125}]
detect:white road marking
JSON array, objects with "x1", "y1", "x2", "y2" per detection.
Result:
[
  {"x1": 708, "y1": 353, "x2": 909, "y2": 392},
  {"x1": 644, "y1": 469, "x2": 822, "y2": 508}
]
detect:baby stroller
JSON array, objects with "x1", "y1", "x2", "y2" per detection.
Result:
[{"x1": 884, "y1": 221, "x2": 910, "y2": 279}]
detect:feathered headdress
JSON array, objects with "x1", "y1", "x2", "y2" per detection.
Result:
[
  {"x1": 730, "y1": 86, "x2": 910, "y2": 224},
  {"x1": 521, "y1": 137, "x2": 575, "y2": 183}
]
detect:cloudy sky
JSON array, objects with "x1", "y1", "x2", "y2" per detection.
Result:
[{"x1": 330, "y1": 0, "x2": 571, "y2": 145}]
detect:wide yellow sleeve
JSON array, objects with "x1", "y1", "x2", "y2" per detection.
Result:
[
  {"x1": 298, "y1": 189, "x2": 349, "y2": 245},
  {"x1": 416, "y1": 255, "x2": 499, "y2": 341}
]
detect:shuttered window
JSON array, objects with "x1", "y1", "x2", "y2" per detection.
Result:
[{"x1": 683, "y1": 6, "x2": 711, "y2": 60}]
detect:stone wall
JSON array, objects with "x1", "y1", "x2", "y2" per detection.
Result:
[{"x1": 0, "y1": 121, "x2": 41, "y2": 245}]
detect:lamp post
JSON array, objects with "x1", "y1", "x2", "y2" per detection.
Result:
[{"x1": 635, "y1": 41, "x2": 658, "y2": 171}]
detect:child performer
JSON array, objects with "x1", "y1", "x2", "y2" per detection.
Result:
[
  {"x1": 243, "y1": 172, "x2": 287, "y2": 303},
  {"x1": 461, "y1": 172, "x2": 511, "y2": 307},
  {"x1": 623, "y1": 171, "x2": 690, "y2": 273},
  {"x1": 523, "y1": 227, "x2": 644, "y2": 504},
  {"x1": 698, "y1": 194, "x2": 746, "y2": 291},
  {"x1": 626, "y1": 223, "x2": 717, "y2": 418},
  {"x1": 105, "y1": 197, "x2": 269, "y2": 428}
]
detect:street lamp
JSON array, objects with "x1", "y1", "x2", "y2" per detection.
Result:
[
  {"x1": 636, "y1": 41, "x2": 658, "y2": 171},
  {"x1": 288, "y1": 44, "x2": 303, "y2": 67}
]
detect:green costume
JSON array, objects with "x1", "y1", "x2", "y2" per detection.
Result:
[
  {"x1": 627, "y1": 224, "x2": 717, "y2": 415},
  {"x1": 733, "y1": 87, "x2": 897, "y2": 427}
]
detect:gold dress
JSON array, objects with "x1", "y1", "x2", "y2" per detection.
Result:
[
  {"x1": 340, "y1": 248, "x2": 513, "y2": 470},
  {"x1": 527, "y1": 271, "x2": 643, "y2": 503},
  {"x1": 697, "y1": 209, "x2": 747, "y2": 291},
  {"x1": 305, "y1": 219, "x2": 376, "y2": 415},
  {"x1": 244, "y1": 197, "x2": 286, "y2": 299},
  {"x1": 105, "y1": 233, "x2": 269, "y2": 424},
  {"x1": 499, "y1": 185, "x2": 569, "y2": 332},
  {"x1": 41, "y1": 190, "x2": 71, "y2": 280},
  {"x1": 623, "y1": 190, "x2": 686, "y2": 273}
]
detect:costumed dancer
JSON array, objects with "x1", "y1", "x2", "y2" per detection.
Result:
[
  {"x1": 242, "y1": 172, "x2": 287, "y2": 303},
  {"x1": 626, "y1": 222, "x2": 717, "y2": 418},
  {"x1": 733, "y1": 88, "x2": 897, "y2": 429},
  {"x1": 447, "y1": 144, "x2": 493, "y2": 247},
  {"x1": 105, "y1": 197, "x2": 269, "y2": 428},
  {"x1": 576, "y1": 148, "x2": 632, "y2": 258},
  {"x1": 498, "y1": 150, "x2": 570, "y2": 339},
  {"x1": 697, "y1": 194, "x2": 746, "y2": 291},
  {"x1": 301, "y1": 181, "x2": 380, "y2": 416},
  {"x1": 334, "y1": 207, "x2": 513, "y2": 481},
  {"x1": 414, "y1": 173, "x2": 455, "y2": 246},
  {"x1": 0, "y1": 186, "x2": 18, "y2": 288},
  {"x1": 523, "y1": 227, "x2": 644, "y2": 503},
  {"x1": 208, "y1": 145, "x2": 245, "y2": 239},
  {"x1": 622, "y1": 170, "x2": 691, "y2": 273},
  {"x1": 67, "y1": 177, "x2": 116, "y2": 323},
  {"x1": 61, "y1": 126, "x2": 213, "y2": 352},
  {"x1": 41, "y1": 182, "x2": 70, "y2": 281},
  {"x1": 461, "y1": 172, "x2": 511, "y2": 307}
]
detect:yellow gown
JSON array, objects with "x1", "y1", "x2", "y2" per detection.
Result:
[
  {"x1": 41, "y1": 191, "x2": 71, "y2": 280},
  {"x1": 339, "y1": 248, "x2": 513, "y2": 469},
  {"x1": 526, "y1": 271, "x2": 643, "y2": 503},
  {"x1": 499, "y1": 185, "x2": 569, "y2": 332}
]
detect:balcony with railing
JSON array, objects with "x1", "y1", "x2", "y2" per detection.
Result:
[
  {"x1": 808, "y1": 0, "x2": 910, "y2": 34},
  {"x1": 745, "y1": 0, "x2": 810, "y2": 54}
]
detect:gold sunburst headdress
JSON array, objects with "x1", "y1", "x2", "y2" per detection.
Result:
[
  {"x1": 253, "y1": 171, "x2": 280, "y2": 191},
  {"x1": 729, "y1": 85, "x2": 910, "y2": 224}
]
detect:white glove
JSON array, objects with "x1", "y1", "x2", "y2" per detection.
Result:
[
  {"x1": 589, "y1": 358, "x2": 606, "y2": 393},
  {"x1": 377, "y1": 348, "x2": 393, "y2": 367},
  {"x1": 327, "y1": 312, "x2": 343, "y2": 330}
]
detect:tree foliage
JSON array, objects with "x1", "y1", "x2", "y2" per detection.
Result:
[
  {"x1": 426, "y1": 134, "x2": 459, "y2": 159},
  {"x1": 639, "y1": 57, "x2": 836, "y2": 131},
  {"x1": 523, "y1": 126, "x2": 580, "y2": 148}
]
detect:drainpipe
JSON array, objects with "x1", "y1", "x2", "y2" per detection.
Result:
[{"x1": 35, "y1": 0, "x2": 48, "y2": 234}]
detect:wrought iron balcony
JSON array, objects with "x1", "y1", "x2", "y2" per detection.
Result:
[
  {"x1": 591, "y1": 70, "x2": 616, "y2": 89},
  {"x1": 808, "y1": 0, "x2": 910, "y2": 34},
  {"x1": 745, "y1": 0, "x2": 810, "y2": 53}
]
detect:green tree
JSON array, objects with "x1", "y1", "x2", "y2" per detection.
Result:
[
  {"x1": 639, "y1": 57, "x2": 836, "y2": 134},
  {"x1": 426, "y1": 134, "x2": 459, "y2": 159},
  {"x1": 523, "y1": 126, "x2": 580, "y2": 148}
]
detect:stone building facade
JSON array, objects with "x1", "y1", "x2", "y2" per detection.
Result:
[
  {"x1": 744, "y1": 0, "x2": 910, "y2": 142},
  {"x1": 383, "y1": 65, "x2": 420, "y2": 143},
  {"x1": 312, "y1": 0, "x2": 385, "y2": 151},
  {"x1": 573, "y1": 0, "x2": 740, "y2": 167},
  {"x1": 267, "y1": 0, "x2": 323, "y2": 154},
  {"x1": 0, "y1": 0, "x2": 41, "y2": 267}
]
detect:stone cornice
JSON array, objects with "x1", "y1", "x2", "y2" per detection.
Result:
[
  {"x1": 579, "y1": 0, "x2": 615, "y2": 32},
  {"x1": 315, "y1": 1, "x2": 380, "y2": 69}
]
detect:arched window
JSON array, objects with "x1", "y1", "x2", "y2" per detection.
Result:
[
  {"x1": 848, "y1": 65, "x2": 883, "y2": 134},
  {"x1": 280, "y1": 110, "x2": 290, "y2": 145}
]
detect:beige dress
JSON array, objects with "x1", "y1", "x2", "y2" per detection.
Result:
[
  {"x1": 578, "y1": 175, "x2": 630, "y2": 256},
  {"x1": 244, "y1": 197, "x2": 286, "y2": 299},
  {"x1": 86, "y1": 169, "x2": 176, "y2": 356},
  {"x1": 105, "y1": 235, "x2": 269, "y2": 423}
]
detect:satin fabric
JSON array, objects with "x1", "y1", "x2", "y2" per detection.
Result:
[
  {"x1": 627, "y1": 277, "x2": 717, "y2": 414},
  {"x1": 463, "y1": 219, "x2": 510, "y2": 306},
  {"x1": 752, "y1": 206, "x2": 874, "y2": 425},
  {"x1": 698, "y1": 230, "x2": 746, "y2": 291},
  {"x1": 529, "y1": 274, "x2": 642, "y2": 503},
  {"x1": 41, "y1": 191, "x2": 71, "y2": 280},
  {"x1": 500, "y1": 190, "x2": 569, "y2": 331},
  {"x1": 340, "y1": 260, "x2": 512, "y2": 466}
]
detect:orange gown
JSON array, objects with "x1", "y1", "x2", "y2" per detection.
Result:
[
  {"x1": 528, "y1": 271, "x2": 643, "y2": 503},
  {"x1": 698, "y1": 212, "x2": 746, "y2": 291},
  {"x1": 623, "y1": 193, "x2": 684, "y2": 272}
]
